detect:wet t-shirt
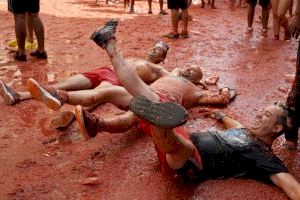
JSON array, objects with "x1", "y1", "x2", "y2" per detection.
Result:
[{"x1": 189, "y1": 128, "x2": 288, "y2": 182}]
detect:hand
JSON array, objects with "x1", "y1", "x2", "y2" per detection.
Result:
[
  {"x1": 211, "y1": 110, "x2": 226, "y2": 120},
  {"x1": 284, "y1": 140, "x2": 297, "y2": 150},
  {"x1": 289, "y1": 14, "x2": 300, "y2": 39}
]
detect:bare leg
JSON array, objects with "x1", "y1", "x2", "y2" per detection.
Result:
[
  {"x1": 25, "y1": 13, "x2": 34, "y2": 43},
  {"x1": 151, "y1": 126, "x2": 195, "y2": 169},
  {"x1": 17, "y1": 74, "x2": 92, "y2": 101},
  {"x1": 27, "y1": 13, "x2": 45, "y2": 52},
  {"x1": 14, "y1": 14, "x2": 26, "y2": 55},
  {"x1": 130, "y1": 0, "x2": 135, "y2": 13},
  {"x1": 247, "y1": 4, "x2": 256, "y2": 28},
  {"x1": 148, "y1": 0, "x2": 153, "y2": 13},
  {"x1": 66, "y1": 86, "x2": 133, "y2": 108},
  {"x1": 171, "y1": 9, "x2": 179, "y2": 35},
  {"x1": 261, "y1": 5, "x2": 269, "y2": 30},
  {"x1": 75, "y1": 107, "x2": 138, "y2": 139},
  {"x1": 278, "y1": 0, "x2": 293, "y2": 39},
  {"x1": 181, "y1": 9, "x2": 189, "y2": 35},
  {"x1": 105, "y1": 39, "x2": 159, "y2": 101}
]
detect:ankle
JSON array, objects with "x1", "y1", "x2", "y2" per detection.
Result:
[{"x1": 56, "y1": 90, "x2": 69, "y2": 103}]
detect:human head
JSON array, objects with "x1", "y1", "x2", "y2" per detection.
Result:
[
  {"x1": 250, "y1": 102, "x2": 290, "y2": 140},
  {"x1": 147, "y1": 41, "x2": 169, "y2": 64},
  {"x1": 180, "y1": 66, "x2": 203, "y2": 84}
]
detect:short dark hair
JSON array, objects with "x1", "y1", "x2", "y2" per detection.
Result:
[{"x1": 274, "y1": 102, "x2": 293, "y2": 135}]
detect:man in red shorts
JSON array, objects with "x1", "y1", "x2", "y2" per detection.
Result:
[
  {"x1": 70, "y1": 19, "x2": 236, "y2": 138},
  {"x1": 0, "y1": 41, "x2": 170, "y2": 107},
  {"x1": 8, "y1": 0, "x2": 47, "y2": 61}
]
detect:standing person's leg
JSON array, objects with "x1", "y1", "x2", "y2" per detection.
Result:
[
  {"x1": 246, "y1": 3, "x2": 256, "y2": 34},
  {"x1": 130, "y1": 0, "x2": 135, "y2": 13},
  {"x1": 285, "y1": 41, "x2": 300, "y2": 149},
  {"x1": 14, "y1": 14, "x2": 27, "y2": 60},
  {"x1": 148, "y1": 0, "x2": 153, "y2": 13},
  {"x1": 271, "y1": 0, "x2": 280, "y2": 39},
  {"x1": 27, "y1": 0, "x2": 47, "y2": 59},
  {"x1": 261, "y1": 4, "x2": 269, "y2": 37},
  {"x1": 159, "y1": 0, "x2": 167, "y2": 15},
  {"x1": 277, "y1": 0, "x2": 293, "y2": 40},
  {"x1": 28, "y1": 13, "x2": 46, "y2": 57},
  {"x1": 163, "y1": 0, "x2": 180, "y2": 38},
  {"x1": 181, "y1": 9, "x2": 189, "y2": 37},
  {"x1": 25, "y1": 13, "x2": 34, "y2": 43}
]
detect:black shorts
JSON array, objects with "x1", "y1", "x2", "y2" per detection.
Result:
[
  {"x1": 8, "y1": 0, "x2": 40, "y2": 14},
  {"x1": 167, "y1": 0, "x2": 188, "y2": 10},
  {"x1": 246, "y1": 0, "x2": 269, "y2": 7}
]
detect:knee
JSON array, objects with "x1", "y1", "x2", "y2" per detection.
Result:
[{"x1": 27, "y1": 13, "x2": 39, "y2": 19}]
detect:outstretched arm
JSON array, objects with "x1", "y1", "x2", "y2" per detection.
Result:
[
  {"x1": 270, "y1": 173, "x2": 300, "y2": 200},
  {"x1": 213, "y1": 111, "x2": 244, "y2": 129}
]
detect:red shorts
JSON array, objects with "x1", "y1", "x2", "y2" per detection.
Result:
[
  {"x1": 137, "y1": 93, "x2": 202, "y2": 177},
  {"x1": 81, "y1": 67, "x2": 122, "y2": 88}
]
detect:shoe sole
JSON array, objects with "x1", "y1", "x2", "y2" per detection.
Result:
[
  {"x1": 27, "y1": 78, "x2": 61, "y2": 110},
  {"x1": 74, "y1": 105, "x2": 90, "y2": 140},
  {"x1": 51, "y1": 110, "x2": 75, "y2": 129},
  {"x1": 0, "y1": 81, "x2": 15, "y2": 105},
  {"x1": 129, "y1": 96, "x2": 188, "y2": 129}
]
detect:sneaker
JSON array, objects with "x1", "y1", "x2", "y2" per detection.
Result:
[
  {"x1": 51, "y1": 110, "x2": 75, "y2": 129},
  {"x1": 129, "y1": 95, "x2": 188, "y2": 128},
  {"x1": 27, "y1": 78, "x2": 62, "y2": 110},
  {"x1": 0, "y1": 80, "x2": 20, "y2": 105},
  {"x1": 90, "y1": 19, "x2": 118, "y2": 49},
  {"x1": 261, "y1": 28, "x2": 268, "y2": 37},
  {"x1": 74, "y1": 105, "x2": 103, "y2": 139}
]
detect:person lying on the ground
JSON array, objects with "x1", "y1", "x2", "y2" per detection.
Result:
[
  {"x1": 69, "y1": 19, "x2": 236, "y2": 138},
  {"x1": 0, "y1": 41, "x2": 170, "y2": 106},
  {"x1": 89, "y1": 19, "x2": 236, "y2": 111},
  {"x1": 125, "y1": 96, "x2": 300, "y2": 199}
]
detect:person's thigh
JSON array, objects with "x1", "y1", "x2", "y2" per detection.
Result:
[
  {"x1": 259, "y1": 0, "x2": 270, "y2": 7},
  {"x1": 95, "y1": 86, "x2": 133, "y2": 109},
  {"x1": 8, "y1": 0, "x2": 27, "y2": 14},
  {"x1": 179, "y1": 0, "x2": 188, "y2": 9},
  {"x1": 270, "y1": 0, "x2": 279, "y2": 15},
  {"x1": 26, "y1": 0, "x2": 40, "y2": 13},
  {"x1": 167, "y1": 0, "x2": 180, "y2": 9},
  {"x1": 246, "y1": 0, "x2": 257, "y2": 6},
  {"x1": 277, "y1": 0, "x2": 292, "y2": 17}
]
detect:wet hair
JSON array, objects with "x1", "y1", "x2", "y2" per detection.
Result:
[
  {"x1": 273, "y1": 102, "x2": 293, "y2": 135},
  {"x1": 147, "y1": 41, "x2": 170, "y2": 64}
]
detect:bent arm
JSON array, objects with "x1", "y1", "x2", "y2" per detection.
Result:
[
  {"x1": 220, "y1": 115, "x2": 244, "y2": 129},
  {"x1": 197, "y1": 91, "x2": 230, "y2": 106},
  {"x1": 270, "y1": 173, "x2": 300, "y2": 200}
]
